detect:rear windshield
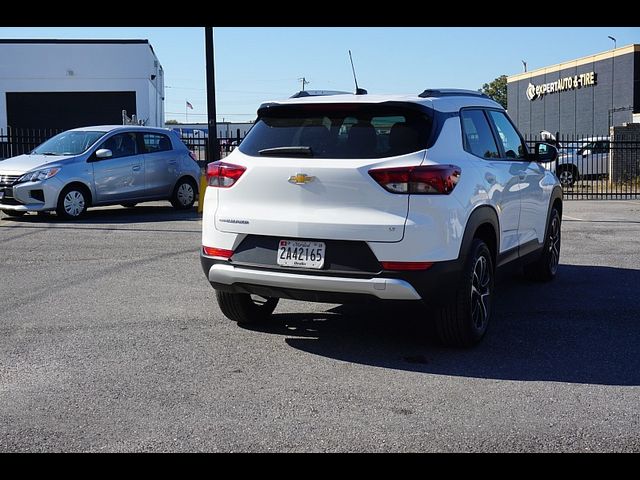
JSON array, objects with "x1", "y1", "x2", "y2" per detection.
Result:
[{"x1": 239, "y1": 103, "x2": 433, "y2": 159}]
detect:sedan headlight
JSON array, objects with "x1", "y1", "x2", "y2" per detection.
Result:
[{"x1": 18, "y1": 167, "x2": 61, "y2": 183}]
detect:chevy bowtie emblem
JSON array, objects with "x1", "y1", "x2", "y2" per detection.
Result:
[{"x1": 288, "y1": 173, "x2": 315, "y2": 184}]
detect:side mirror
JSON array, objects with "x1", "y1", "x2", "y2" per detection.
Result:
[
  {"x1": 533, "y1": 142, "x2": 558, "y2": 163},
  {"x1": 95, "y1": 148, "x2": 112, "y2": 159}
]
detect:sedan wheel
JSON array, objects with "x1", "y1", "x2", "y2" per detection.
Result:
[
  {"x1": 558, "y1": 168, "x2": 576, "y2": 187},
  {"x1": 171, "y1": 179, "x2": 196, "y2": 209},
  {"x1": 56, "y1": 186, "x2": 88, "y2": 220}
]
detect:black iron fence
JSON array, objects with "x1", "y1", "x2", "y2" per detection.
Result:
[
  {"x1": 525, "y1": 134, "x2": 640, "y2": 200},
  {"x1": 177, "y1": 130, "x2": 241, "y2": 166},
  {"x1": 0, "y1": 127, "x2": 244, "y2": 167},
  {"x1": 0, "y1": 127, "x2": 64, "y2": 158},
  {"x1": 2, "y1": 128, "x2": 638, "y2": 199}
]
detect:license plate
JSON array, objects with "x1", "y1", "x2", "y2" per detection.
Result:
[{"x1": 277, "y1": 240, "x2": 325, "y2": 269}]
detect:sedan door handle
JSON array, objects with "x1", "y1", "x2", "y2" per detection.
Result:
[{"x1": 132, "y1": 165, "x2": 141, "y2": 171}]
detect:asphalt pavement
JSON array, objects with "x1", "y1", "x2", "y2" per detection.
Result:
[{"x1": 1, "y1": 200, "x2": 640, "y2": 452}]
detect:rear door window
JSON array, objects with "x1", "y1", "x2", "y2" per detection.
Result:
[
  {"x1": 238, "y1": 104, "x2": 433, "y2": 159},
  {"x1": 460, "y1": 109, "x2": 500, "y2": 159},
  {"x1": 143, "y1": 133, "x2": 173, "y2": 153}
]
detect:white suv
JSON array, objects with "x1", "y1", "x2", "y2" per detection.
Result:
[{"x1": 200, "y1": 89, "x2": 562, "y2": 347}]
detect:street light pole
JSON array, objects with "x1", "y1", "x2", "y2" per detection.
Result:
[
  {"x1": 205, "y1": 27, "x2": 219, "y2": 164},
  {"x1": 608, "y1": 36, "x2": 616, "y2": 129}
]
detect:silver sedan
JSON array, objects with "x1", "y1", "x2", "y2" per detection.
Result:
[{"x1": 0, "y1": 125, "x2": 201, "y2": 219}]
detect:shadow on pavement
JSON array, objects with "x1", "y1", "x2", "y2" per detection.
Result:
[
  {"x1": 243, "y1": 264, "x2": 640, "y2": 386},
  {"x1": 1, "y1": 204, "x2": 200, "y2": 226}
]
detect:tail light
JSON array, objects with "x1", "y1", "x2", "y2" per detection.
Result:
[
  {"x1": 206, "y1": 161, "x2": 246, "y2": 188},
  {"x1": 202, "y1": 246, "x2": 234, "y2": 259},
  {"x1": 368, "y1": 164, "x2": 461, "y2": 194}
]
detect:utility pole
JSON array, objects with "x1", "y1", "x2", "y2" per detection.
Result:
[
  {"x1": 205, "y1": 27, "x2": 219, "y2": 164},
  {"x1": 298, "y1": 77, "x2": 310, "y2": 92}
]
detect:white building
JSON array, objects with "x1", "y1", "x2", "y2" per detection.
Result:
[{"x1": 0, "y1": 39, "x2": 164, "y2": 131}]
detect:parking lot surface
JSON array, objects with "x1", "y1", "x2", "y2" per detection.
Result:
[{"x1": 1, "y1": 200, "x2": 640, "y2": 452}]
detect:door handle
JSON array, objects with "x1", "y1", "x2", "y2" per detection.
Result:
[{"x1": 132, "y1": 165, "x2": 141, "y2": 171}]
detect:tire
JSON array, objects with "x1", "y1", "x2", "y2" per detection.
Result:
[
  {"x1": 56, "y1": 185, "x2": 88, "y2": 220},
  {"x1": 556, "y1": 165, "x2": 577, "y2": 187},
  {"x1": 121, "y1": 202, "x2": 137, "y2": 208},
  {"x1": 523, "y1": 207, "x2": 561, "y2": 282},
  {"x1": 215, "y1": 290, "x2": 279, "y2": 325},
  {"x1": 434, "y1": 239, "x2": 494, "y2": 348},
  {"x1": 2, "y1": 209, "x2": 26, "y2": 217},
  {"x1": 170, "y1": 177, "x2": 197, "y2": 210}
]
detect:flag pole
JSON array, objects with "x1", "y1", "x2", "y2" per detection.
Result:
[{"x1": 185, "y1": 99, "x2": 188, "y2": 124}]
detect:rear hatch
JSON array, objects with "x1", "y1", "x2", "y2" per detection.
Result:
[{"x1": 213, "y1": 102, "x2": 433, "y2": 242}]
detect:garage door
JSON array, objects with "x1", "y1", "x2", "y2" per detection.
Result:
[{"x1": 6, "y1": 91, "x2": 136, "y2": 130}]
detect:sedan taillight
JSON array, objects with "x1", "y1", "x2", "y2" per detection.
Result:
[
  {"x1": 368, "y1": 164, "x2": 461, "y2": 194},
  {"x1": 206, "y1": 161, "x2": 246, "y2": 188}
]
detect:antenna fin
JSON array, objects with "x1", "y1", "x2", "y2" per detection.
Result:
[{"x1": 348, "y1": 50, "x2": 367, "y2": 95}]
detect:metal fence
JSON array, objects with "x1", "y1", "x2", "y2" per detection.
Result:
[
  {"x1": 2, "y1": 127, "x2": 639, "y2": 199},
  {"x1": 0, "y1": 127, "x2": 243, "y2": 166},
  {"x1": 177, "y1": 130, "x2": 241, "y2": 166},
  {"x1": 0, "y1": 127, "x2": 64, "y2": 159},
  {"x1": 525, "y1": 134, "x2": 640, "y2": 200}
]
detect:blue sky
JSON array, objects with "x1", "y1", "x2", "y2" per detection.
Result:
[{"x1": 1, "y1": 27, "x2": 638, "y2": 123}]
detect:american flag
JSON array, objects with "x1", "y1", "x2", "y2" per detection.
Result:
[{"x1": 186, "y1": 100, "x2": 193, "y2": 110}]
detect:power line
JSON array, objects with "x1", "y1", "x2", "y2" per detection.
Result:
[
  {"x1": 165, "y1": 111, "x2": 255, "y2": 116},
  {"x1": 167, "y1": 86, "x2": 290, "y2": 95}
]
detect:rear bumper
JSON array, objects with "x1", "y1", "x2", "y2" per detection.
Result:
[
  {"x1": 201, "y1": 252, "x2": 464, "y2": 304},
  {"x1": 208, "y1": 263, "x2": 421, "y2": 300}
]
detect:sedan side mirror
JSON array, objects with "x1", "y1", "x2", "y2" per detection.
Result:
[
  {"x1": 533, "y1": 142, "x2": 558, "y2": 163},
  {"x1": 95, "y1": 148, "x2": 112, "y2": 159}
]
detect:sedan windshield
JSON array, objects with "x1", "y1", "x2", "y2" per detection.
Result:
[{"x1": 32, "y1": 130, "x2": 107, "y2": 155}]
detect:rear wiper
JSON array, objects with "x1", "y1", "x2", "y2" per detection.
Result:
[{"x1": 259, "y1": 146, "x2": 313, "y2": 157}]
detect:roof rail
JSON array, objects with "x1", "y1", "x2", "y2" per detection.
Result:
[
  {"x1": 418, "y1": 89, "x2": 489, "y2": 99},
  {"x1": 290, "y1": 90, "x2": 351, "y2": 98}
]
